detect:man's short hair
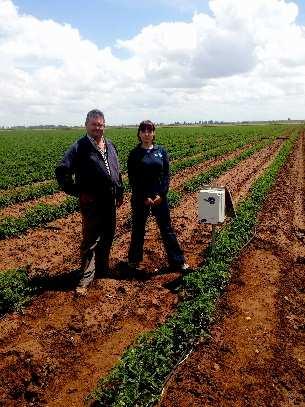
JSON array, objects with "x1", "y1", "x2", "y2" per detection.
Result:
[{"x1": 85, "y1": 109, "x2": 105, "y2": 125}]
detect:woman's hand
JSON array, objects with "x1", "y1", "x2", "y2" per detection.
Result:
[{"x1": 152, "y1": 195, "x2": 162, "y2": 206}]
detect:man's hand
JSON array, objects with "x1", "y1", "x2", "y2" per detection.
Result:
[
  {"x1": 152, "y1": 195, "x2": 162, "y2": 206},
  {"x1": 144, "y1": 197, "x2": 154, "y2": 206}
]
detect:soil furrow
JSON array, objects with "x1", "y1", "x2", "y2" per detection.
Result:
[
  {"x1": 159, "y1": 133, "x2": 305, "y2": 407},
  {"x1": 215, "y1": 139, "x2": 282, "y2": 202},
  {"x1": 170, "y1": 144, "x2": 252, "y2": 190}
]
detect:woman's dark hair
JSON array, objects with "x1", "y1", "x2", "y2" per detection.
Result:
[{"x1": 137, "y1": 120, "x2": 156, "y2": 142}]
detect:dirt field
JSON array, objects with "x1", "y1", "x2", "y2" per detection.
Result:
[
  {"x1": 0, "y1": 135, "x2": 302, "y2": 406},
  {"x1": 160, "y1": 133, "x2": 305, "y2": 406}
]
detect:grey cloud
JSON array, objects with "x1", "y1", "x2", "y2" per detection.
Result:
[
  {"x1": 138, "y1": 32, "x2": 256, "y2": 88},
  {"x1": 191, "y1": 30, "x2": 256, "y2": 79}
]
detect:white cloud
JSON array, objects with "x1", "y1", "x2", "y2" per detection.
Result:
[
  {"x1": 118, "y1": 13, "x2": 256, "y2": 86},
  {"x1": 0, "y1": 0, "x2": 305, "y2": 125}
]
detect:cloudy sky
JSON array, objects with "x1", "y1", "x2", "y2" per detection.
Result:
[{"x1": 1, "y1": 0, "x2": 305, "y2": 126}]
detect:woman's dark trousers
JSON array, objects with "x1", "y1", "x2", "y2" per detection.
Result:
[{"x1": 128, "y1": 197, "x2": 184, "y2": 266}]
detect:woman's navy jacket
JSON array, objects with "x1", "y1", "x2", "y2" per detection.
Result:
[
  {"x1": 55, "y1": 135, "x2": 123, "y2": 201},
  {"x1": 127, "y1": 144, "x2": 169, "y2": 199}
]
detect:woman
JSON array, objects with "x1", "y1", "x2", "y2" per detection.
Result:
[{"x1": 127, "y1": 120, "x2": 189, "y2": 271}]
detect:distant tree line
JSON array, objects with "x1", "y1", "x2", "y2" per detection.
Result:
[{"x1": 1, "y1": 118, "x2": 304, "y2": 130}]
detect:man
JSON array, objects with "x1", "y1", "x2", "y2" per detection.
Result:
[{"x1": 55, "y1": 109, "x2": 124, "y2": 294}]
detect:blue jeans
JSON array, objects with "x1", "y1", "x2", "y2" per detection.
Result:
[{"x1": 128, "y1": 196, "x2": 185, "y2": 266}]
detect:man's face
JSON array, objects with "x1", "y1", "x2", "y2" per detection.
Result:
[{"x1": 86, "y1": 116, "x2": 105, "y2": 139}]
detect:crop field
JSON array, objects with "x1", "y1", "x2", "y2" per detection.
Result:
[{"x1": 0, "y1": 124, "x2": 304, "y2": 406}]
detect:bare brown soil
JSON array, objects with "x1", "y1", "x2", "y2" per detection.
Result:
[
  {"x1": 160, "y1": 134, "x2": 305, "y2": 407},
  {"x1": 170, "y1": 144, "x2": 252, "y2": 190},
  {"x1": 0, "y1": 137, "x2": 290, "y2": 406}
]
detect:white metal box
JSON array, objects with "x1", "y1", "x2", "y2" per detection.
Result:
[{"x1": 198, "y1": 187, "x2": 225, "y2": 224}]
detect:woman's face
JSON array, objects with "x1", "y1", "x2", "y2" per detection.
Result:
[{"x1": 139, "y1": 127, "x2": 154, "y2": 145}]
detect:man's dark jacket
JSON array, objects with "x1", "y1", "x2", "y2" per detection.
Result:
[{"x1": 55, "y1": 135, "x2": 123, "y2": 202}]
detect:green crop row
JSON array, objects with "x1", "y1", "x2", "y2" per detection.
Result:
[
  {"x1": 0, "y1": 268, "x2": 37, "y2": 314},
  {"x1": 0, "y1": 197, "x2": 78, "y2": 239},
  {"x1": 167, "y1": 137, "x2": 275, "y2": 207},
  {"x1": 184, "y1": 139, "x2": 270, "y2": 192},
  {"x1": 0, "y1": 180, "x2": 60, "y2": 208},
  {"x1": 88, "y1": 130, "x2": 299, "y2": 406},
  {"x1": 0, "y1": 125, "x2": 288, "y2": 190},
  {"x1": 166, "y1": 124, "x2": 286, "y2": 161},
  {"x1": 170, "y1": 126, "x2": 279, "y2": 175}
]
